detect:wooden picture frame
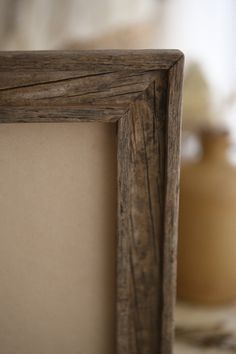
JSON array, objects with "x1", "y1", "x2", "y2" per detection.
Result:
[{"x1": 0, "y1": 50, "x2": 184, "y2": 354}]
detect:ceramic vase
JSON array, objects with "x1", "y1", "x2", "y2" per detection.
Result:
[{"x1": 178, "y1": 130, "x2": 236, "y2": 304}]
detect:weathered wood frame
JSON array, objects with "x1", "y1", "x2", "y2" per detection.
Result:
[{"x1": 0, "y1": 50, "x2": 184, "y2": 354}]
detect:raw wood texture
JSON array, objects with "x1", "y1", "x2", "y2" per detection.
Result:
[{"x1": 0, "y1": 50, "x2": 184, "y2": 354}]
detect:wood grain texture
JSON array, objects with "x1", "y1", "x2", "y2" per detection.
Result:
[
  {"x1": 0, "y1": 50, "x2": 182, "y2": 72},
  {"x1": 0, "y1": 50, "x2": 184, "y2": 354},
  {"x1": 117, "y1": 74, "x2": 168, "y2": 353},
  {"x1": 0, "y1": 50, "x2": 182, "y2": 123},
  {"x1": 161, "y1": 55, "x2": 184, "y2": 354}
]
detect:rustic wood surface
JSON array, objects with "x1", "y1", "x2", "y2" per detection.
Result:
[{"x1": 0, "y1": 50, "x2": 184, "y2": 354}]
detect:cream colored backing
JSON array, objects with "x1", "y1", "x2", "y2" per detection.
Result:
[{"x1": 0, "y1": 123, "x2": 117, "y2": 354}]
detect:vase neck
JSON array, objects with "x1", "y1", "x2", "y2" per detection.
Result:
[{"x1": 201, "y1": 131, "x2": 229, "y2": 162}]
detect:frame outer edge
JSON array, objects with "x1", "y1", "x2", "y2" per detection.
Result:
[
  {"x1": 0, "y1": 50, "x2": 184, "y2": 353},
  {"x1": 160, "y1": 54, "x2": 184, "y2": 354}
]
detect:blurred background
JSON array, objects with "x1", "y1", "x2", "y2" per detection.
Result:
[{"x1": 0, "y1": 0, "x2": 236, "y2": 353}]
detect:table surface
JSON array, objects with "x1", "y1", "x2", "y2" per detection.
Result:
[{"x1": 175, "y1": 302, "x2": 236, "y2": 353}]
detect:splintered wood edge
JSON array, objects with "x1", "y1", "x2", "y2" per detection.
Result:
[
  {"x1": 161, "y1": 55, "x2": 184, "y2": 354},
  {"x1": 0, "y1": 50, "x2": 183, "y2": 71}
]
